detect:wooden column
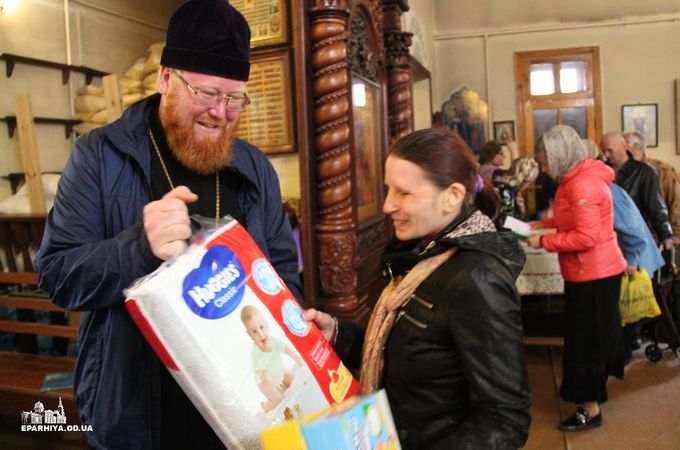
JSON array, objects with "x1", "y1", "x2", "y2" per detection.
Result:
[
  {"x1": 383, "y1": 0, "x2": 414, "y2": 144},
  {"x1": 308, "y1": 0, "x2": 360, "y2": 319},
  {"x1": 14, "y1": 93, "x2": 46, "y2": 214}
]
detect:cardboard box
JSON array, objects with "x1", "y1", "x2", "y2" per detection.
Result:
[
  {"x1": 261, "y1": 390, "x2": 401, "y2": 450},
  {"x1": 125, "y1": 218, "x2": 360, "y2": 449}
]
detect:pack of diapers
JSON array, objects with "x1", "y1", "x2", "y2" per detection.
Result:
[{"x1": 125, "y1": 218, "x2": 360, "y2": 449}]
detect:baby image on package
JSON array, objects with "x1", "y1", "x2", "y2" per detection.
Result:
[
  {"x1": 125, "y1": 217, "x2": 360, "y2": 449},
  {"x1": 241, "y1": 304, "x2": 304, "y2": 413}
]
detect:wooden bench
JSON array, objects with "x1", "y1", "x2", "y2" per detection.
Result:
[{"x1": 0, "y1": 214, "x2": 81, "y2": 424}]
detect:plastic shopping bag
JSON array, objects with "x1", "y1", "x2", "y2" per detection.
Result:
[{"x1": 619, "y1": 269, "x2": 661, "y2": 326}]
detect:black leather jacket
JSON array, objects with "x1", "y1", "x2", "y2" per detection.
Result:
[
  {"x1": 336, "y1": 212, "x2": 531, "y2": 449},
  {"x1": 612, "y1": 155, "x2": 673, "y2": 241}
]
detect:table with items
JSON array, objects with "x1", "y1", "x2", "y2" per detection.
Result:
[{"x1": 516, "y1": 230, "x2": 565, "y2": 345}]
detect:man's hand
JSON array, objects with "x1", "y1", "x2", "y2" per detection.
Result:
[
  {"x1": 663, "y1": 237, "x2": 675, "y2": 251},
  {"x1": 143, "y1": 186, "x2": 198, "y2": 260},
  {"x1": 301, "y1": 308, "x2": 336, "y2": 342},
  {"x1": 528, "y1": 220, "x2": 543, "y2": 230}
]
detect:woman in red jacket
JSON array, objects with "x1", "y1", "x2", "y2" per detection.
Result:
[{"x1": 527, "y1": 125, "x2": 626, "y2": 432}]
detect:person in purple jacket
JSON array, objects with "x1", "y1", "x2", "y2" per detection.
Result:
[{"x1": 35, "y1": 1, "x2": 301, "y2": 449}]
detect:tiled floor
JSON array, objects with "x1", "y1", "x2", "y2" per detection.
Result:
[{"x1": 524, "y1": 343, "x2": 680, "y2": 450}]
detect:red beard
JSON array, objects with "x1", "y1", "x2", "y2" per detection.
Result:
[{"x1": 159, "y1": 92, "x2": 238, "y2": 175}]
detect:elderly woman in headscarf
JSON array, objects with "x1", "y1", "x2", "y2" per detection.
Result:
[
  {"x1": 582, "y1": 138, "x2": 604, "y2": 161},
  {"x1": 527, "y1": 125, "x2": 627, "y2": 432}
]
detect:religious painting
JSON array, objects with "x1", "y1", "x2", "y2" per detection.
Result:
[
  {"x1": 231, "y1": 0, "x2": 288, "y2": 47},
  {"x1": 236, "y1": 50, "x2": 294, "y2": 154},
  {"x1": 493, "y1": 121, "x2": 514, "y2": 144},
  {"x1": 351, "y1": 74, "x2": 383, "y2": 225},
  {"x1": 622, "y1": 103, "x2": 658, "y2": 147},
  {"x1": 441, "y1": 87, "x2": 489, "y2": 154}
]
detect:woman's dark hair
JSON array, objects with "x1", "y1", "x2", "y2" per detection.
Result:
[
  {"x1": 388, "y1": 128, "x2": 500, "y2": 221},
  {"x1": 478, "y1": 140, "x2": 502, "y2": 164}
]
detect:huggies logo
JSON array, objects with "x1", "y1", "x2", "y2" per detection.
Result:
[{"x1": 183, "y1": 245, "x2": 246, "y2": 319}]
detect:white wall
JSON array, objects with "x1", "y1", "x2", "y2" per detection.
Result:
[
  {"x1": 433, "y1": 0, "x2": 680, "y2": 33},
  {"x1": 403, "y1": 0, "x2": 435, "y2": 71},
  {"x1": 403, "y1": 0, "x2": 436, "y2": 129},
  {"x1": 431, "y1": 0, "x2": 680, "y2": 168},
  {"x1": 0, "y1": 0, "x2": 179, "y2": 200}
]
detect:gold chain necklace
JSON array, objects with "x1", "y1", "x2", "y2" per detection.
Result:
[{"x1": 148, "y1": 129, "x2": 220, "y2": 224}]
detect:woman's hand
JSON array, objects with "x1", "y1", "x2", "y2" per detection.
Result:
[
  {"x1": 528, "y1": 220, "x2": 543, "y2": 230},
  {"x1": 506, "y1": 138, "x2": 520, "y2": 160},
  {"x1": 626, "y1": 265, "x2": 638, "y2": 276},
  {"x1": 301, "y1": 308, "x2": 337, "y2": 342},
  {"x1": 526, "y1": 234, "x2": 542, "y2": 249}
]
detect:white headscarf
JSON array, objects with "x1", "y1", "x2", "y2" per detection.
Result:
[
  {"x1": 581, "y1": 138, "x2": 601, "y2": 160},
  {"x1": 542, "y1": 125, "x2": 586, "y2": 182}
]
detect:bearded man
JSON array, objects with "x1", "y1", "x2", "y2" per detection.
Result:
[{"x1": 35, "y1": 1, "x2": 301, "y2": 449}]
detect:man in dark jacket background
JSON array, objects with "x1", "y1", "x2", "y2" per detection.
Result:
[
  {"x1": 35, "y1": 1, "x2": 301, "y2": 449},
  {"x1": 601, "y1": 132, "x2": 673, "y2": 249},
  {"x1": 601, "y1": 131, "x2": 672, "y2": 357}
]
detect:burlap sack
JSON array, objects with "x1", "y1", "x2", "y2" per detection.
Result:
[
  {"x1": 142, "y1": 71, "x2": 158, "y2": 89},
  {"x1": 74, "y1": 122, "x2": 100, "y2": 135},
  {"x1": 124, "y1": 58, "x2": 147, "y2": 81},
  {"x1": 73, "y1": 111, "x2": 94, "y2": 122},
  {"x1": 123, "y1": 92, "x2": 144, "y2": 107},
  {"x1": 143, "y1": 52, "x2": 161, "y2": 76},
  {"x1": 91, "y1": 109, "x2": 108, "y2": 125},
  {"x1": 120, "y1": 78, "x2": 142, "y2": 94},
  {"x1": 148, "y1": 41, "x2": 165, "y2": 56},
  {"x1": 77, "y1": 84, "x2": 104, "y2": 96},
  {"x1": 74, "y1": 95, "x2": 106, "y2": 113}
]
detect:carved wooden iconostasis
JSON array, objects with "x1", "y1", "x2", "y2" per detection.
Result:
[
  {"x1": 238, "y1": 0, "x2": 414, "y2": 323},
  {"x1": 297, "y1": 0, "x2": 414, "y2": 324}
]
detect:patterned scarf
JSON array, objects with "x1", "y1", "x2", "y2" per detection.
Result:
[{"x1": 360, "y1": 210, "x2": 496, "y2": 393}]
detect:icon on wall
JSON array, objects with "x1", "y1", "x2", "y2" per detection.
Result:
[
  {"x1": 622, "y1": 103, "x2": 658, "y2": 148},
  {"x1": 441, "y1": 86, "x2": 489, "y2": 154}
]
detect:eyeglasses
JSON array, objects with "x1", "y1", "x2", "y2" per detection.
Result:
[{"x1": 171, "y1": 69, "x2": 250, "y2": 112}]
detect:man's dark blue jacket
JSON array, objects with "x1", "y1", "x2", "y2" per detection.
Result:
[{"x1": 35, "y1": 95, "x2": 302, "y2": 449}]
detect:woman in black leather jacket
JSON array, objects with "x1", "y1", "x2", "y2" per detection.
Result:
[{"x1": 304, "y1": 128, "x2": 532, "y2": 449}]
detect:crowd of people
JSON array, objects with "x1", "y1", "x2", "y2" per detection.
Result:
[
  {"x1": 499, "y1": 124, "x2": 677, "y2": 433},
  {"x1": 29, "y1": 1, "x2": 679, "y2": 449}
]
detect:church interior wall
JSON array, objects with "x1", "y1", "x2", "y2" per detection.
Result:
[
  {"x1": 429, "y1": 0, "x2": 680, "y2": 166},
  {"x1": 1, "y1": 0, "x2": 679, "y2": 201}
]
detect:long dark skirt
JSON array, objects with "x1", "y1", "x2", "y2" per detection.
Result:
[{"x1": 560, "y1": 273, "x2": 625, "y2": 404}]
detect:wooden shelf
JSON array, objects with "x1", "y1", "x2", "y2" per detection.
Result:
[
  {"x1": 0, "y1": 116, "x2": 80, "y2": 139},
  {"x1": 2, "y1": 172, "x2": 61, "y2": 194},
  {"x1": 0, "y1": 53, "x2": 108, "y2": 85}
]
